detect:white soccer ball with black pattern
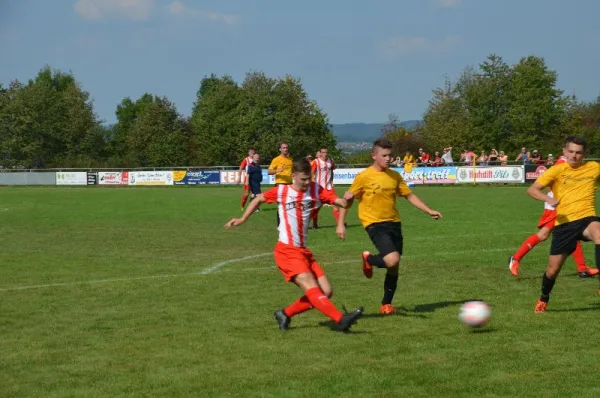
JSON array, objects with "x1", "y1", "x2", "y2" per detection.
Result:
[{"x1": 459, "y1": 301, "x2": 491, "y2": 328}]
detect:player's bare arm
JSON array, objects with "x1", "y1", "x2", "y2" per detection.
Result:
[
  {"x1": 225, "y1": 194, "x2": 267, "y2": 228},
  {"x1": 405, "y1": 193, "x2": 442, "y2": 219},
  {"x1": 336, "y1": 192, "x2": 355, "y2": 240},
  {"x1": 527, "y1": 182, "x2": 558, "y2": 207}
]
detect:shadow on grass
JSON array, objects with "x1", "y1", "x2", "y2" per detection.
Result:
[
  {"x1": 515, "y1": 272, "x2": 597, "y2": 281},
  {"x1": 317, "y1": 320, "x2": 369, "y2": 334},
  {"x1": 468, "y1": 327, "x2": 497, "y2": 334},
  {"x1": 548, "y1": 302, "x2": 600, "y2": 312}
]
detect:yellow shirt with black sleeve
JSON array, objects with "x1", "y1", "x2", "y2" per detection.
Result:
[
  {"x1": 348, "y1": 166, "x2": 413, "y2": 228},
  {"x1": 268, "y1": 155, "x2": 293, "y2": 185},
  {"x1": 535, "y1": 161, "x2": 600, "y2": 226}
]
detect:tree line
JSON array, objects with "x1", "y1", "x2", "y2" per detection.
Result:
[{"x1": 1, "y1": 54, "x2": 598, "y2": 169}]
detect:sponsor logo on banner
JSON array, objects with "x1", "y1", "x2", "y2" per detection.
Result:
[
  {"x1": 393, "y1": 166, "x2": 457, "y2": 185},
  {"x1": 56, "y1": 172, "x2": 87, "y2": 185},
  {"x1": 99, "y1": 171, "x2": 127, "y2": 185},
  {"x1": 456, "y1": 166, "x2": 524, "y2": 183},
  {"x1": 173, "y1": 170, "x2": 187, "y2": 185},
  {"x1": 222, "y1": 170, "x2": 276, "y2": 185},
  {"x1": 187, "y1": 170, "x2": 220, "y2": 185},
  {"x1": 87, "y1": 172, "x2": 97, "y2": 185},
  {"x1": 333, "y1": 168, "x2": 367, "y2": 184},
  {"x1": 128, "y1": 171, "x2": 174, "y2": 186},
  {"x1": 525, "y1": 165, "x2": 547, "y2": 182}
]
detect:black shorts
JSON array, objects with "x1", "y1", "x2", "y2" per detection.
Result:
[
  {"x1": 366, "y1": 222, "x2": 403, "y2": 257},
  {"x1": 550, "y1": 216, "x2": 600, "y2": 255}
]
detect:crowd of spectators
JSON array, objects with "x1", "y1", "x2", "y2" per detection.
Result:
[{"x1": 391, "y1": 146, "x2": 556, "y2": 169}]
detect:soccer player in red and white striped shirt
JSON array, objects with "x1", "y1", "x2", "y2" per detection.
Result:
[
  {"x1": 225, "y1": 157, "x2": 363, "y2": 331},
  {"x1": 236, "y1": 147, "x2": 256, "y2": 210},
  {"x1": 310, "y1": 147, "x2": 338, "y2": 229},
  {"x1": 508, "y1": 152, "x2": 597, "y2": 277}
]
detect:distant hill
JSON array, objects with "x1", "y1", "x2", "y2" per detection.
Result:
[{"x1": 331, "y1": 120, "x2": 421, "y2": 142}]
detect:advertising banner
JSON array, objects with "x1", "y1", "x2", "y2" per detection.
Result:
[
  {"x1": 128, "y1": 171, "x2": 174, "y2": 186},
  {"x1": 56, "y1": 172, "x2": 88, "y2": 186},
  {"x1": 87, "y1": 172, "x2": 97, "y2": 185},
  {"x1": 393, "y1": 166, "x2": 457, "y2": 185},
  {"x1": 525, "y1": 164, "x2": 547, "y2": 183},
  {"x1": 333, "y1": 168, "x2": 367, "y2": 184},
  {"x1": 98, "y1": 171, "x2": 129, "y2": 185},
  {"x1": 456, "y1": 166, "x2": 524, "y2": 184},
  {"x1": 220, "y1": 170, "x2": 276, "y2": 185},
  {"x1": 173, "y1": 170, "x2": 220, "y2": 185}
]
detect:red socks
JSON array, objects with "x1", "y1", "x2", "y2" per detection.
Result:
[
  {"x1": 284, "y1": 296, "x2": 313, "y2": 317},
  {"x1": 305, "y1": 287, "x2": 343, "y2": 323},
  {"x1": 514, "y1": 234, "x2": 542, "y2": 261},
  {"x1": 241, "y1": 193, "x2": 249, "y2": 208},
  {"x1": 333, "y1": 208, "x2": 339, "y2": 222},
  {"x1": 572, "y1": 241, "x2": 588, "y2": 272}
]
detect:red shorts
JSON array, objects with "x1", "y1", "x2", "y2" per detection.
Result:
[
  {"x1": 538, "y1": 209, "x2": 557, "y2": 230},
  {"x1": 273, "y1": 242, "x2": 325, "y2": 282}
]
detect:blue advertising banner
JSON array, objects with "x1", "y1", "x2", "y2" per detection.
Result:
[{"x1": 173, "y1": 170, "x2": 220, "y2": 185}]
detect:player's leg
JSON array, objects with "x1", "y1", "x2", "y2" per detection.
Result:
[
  {"x1": 250, "y1": 184, "x2": 261, "y2": 212},
  {"x1": 241, "y1": 184, "x2": 250, "y2": 210},
  {"x1": 581, "y1": 220, "x2": 600, "y2": 292},
  {"x1": 535, "y1": 222, "x2": 577, "y2": 312},
  {"x1": 508, "y1": 222, "x2": 552, "y2": 276},
  {"x1": 572, "y1": 241, "x2": 598, "y2": 277},
  {"x1": 274, "y1": 245, "x2": 362, "y2": 330}
]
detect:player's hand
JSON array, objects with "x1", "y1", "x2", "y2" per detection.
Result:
[
  {"x1": 429, "y1": 210, "x2": 442, "y2": 220},
  {"x1": 277, "y1": 167, "x2": 284, "y2": 173},
  {"x1": 547, "y1": 198, "x2": 559, "y2": 207},
  {"x1": 224, "y1": 218, "x2": 243, "y2": 229},
  {"x1": 336, "y1": 224, "x2": 346, "y2": 240},
  {"x1": 343, "y1": 191, "x2": 354, "y2": 201}
]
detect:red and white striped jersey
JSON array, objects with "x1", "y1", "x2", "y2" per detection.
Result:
[
  {"x1": 311, "y1": 157, "x2": 335, "y2": 190},
  {"x1": 263, "y1": 183, "x2": 338, "y2": 247},
  {"x1": 239, "y1": 156, "x2": 254, "y2": 173},
  {"x1": 544, "y1": 156, "x2": 566, "y2": 211}
]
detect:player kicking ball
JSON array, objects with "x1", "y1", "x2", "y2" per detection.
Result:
[
  {"x1": 508, "y1": 151, "x2": 598, "y2": 278},
  {"x1": 225, "y1": 157, "x2": 363, "y2": 331},
  {"x1": 526, "y1": 136, "x2": 600, "y2": 313}
]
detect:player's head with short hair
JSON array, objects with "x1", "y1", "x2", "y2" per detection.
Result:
[
  {"x1": 252, "y1": 153, "x2": 260, "y2": 163},
  {"x1": 279, "y1": 142, "x2": 289, "y2": 155},
  {"x1": 319, "y1": 146, "x2": 328, "y2": 159},
  {"x1": 564, "y1": 136, "x2": 587, "y2": 150},
  {"x1": 563, "y1": 136, "x2": 587, "y2": 167},
  {"x1": 292, "y1": 156, "x2": 312, "y2": 191},
  {"x1": 248, "y1": 147, "x2": 255, "y2": 156},
  {"x1": 372, "y1": 139, "x2": 393, "y2": 170}
]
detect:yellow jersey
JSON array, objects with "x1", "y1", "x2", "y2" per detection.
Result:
[
  {"x1": 348, "y1": 166, "x2": 413, "y2": 228},
  {"x1": 535, "y1": 161, "x2": 600, "y2": 225},
  {"x1": 268, "y1": 155, "x2": 293, "y2": 185}
]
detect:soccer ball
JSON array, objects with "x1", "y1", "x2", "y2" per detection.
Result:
[{"x1": 459, "y1": 301, "x2": 491, "y2": 328}]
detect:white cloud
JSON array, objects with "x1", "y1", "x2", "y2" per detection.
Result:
[
  {"x1": 166, "y1": 1, "x2": 240, "y2": 25},
  {"x1": 380, "y1": 35, "x2": 461, "y2": 58},
  {"x1": 435, "y1": 0, "x2": 463, "y2": 7},
  {"x1": 74, "y1": 0, "x2": 155, "y2": 21}
]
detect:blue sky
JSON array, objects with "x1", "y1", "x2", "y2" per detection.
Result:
[{"x1": 1, "y1": 0, "x2": 599, "y2": 125}]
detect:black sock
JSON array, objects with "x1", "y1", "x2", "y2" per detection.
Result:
[
  {"x1": 596, "y1": 245, "x2": 600, "y2": 271},
  {"x1": 540, "y1": 272, "x2": 556, "y2": 303},
  {"x1": 367, "y1": 254, "x2": 387, "y2": 268},
  {"x1": 382, "y1": 272, "x2": 399, "y2": 305},
  {"x1": 277, "y1": 211, "x2": 280, "y2": 226}
]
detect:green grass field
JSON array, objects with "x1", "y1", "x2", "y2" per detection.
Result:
[{"x1": 1, "y1": 186, "x2": 600, "y2": 397}]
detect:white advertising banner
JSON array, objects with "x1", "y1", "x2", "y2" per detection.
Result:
[
  {"x1": 456, "y1": 166, "x2": 524, "y2": 184},
  {"x1": 128, "y1": 171, "x2": 174, "y2": 186},
  {"x1": 220, "y1": 170, "x2": 276, "y2": 185},
  {"x1": 98, "y1": 171, "x2": 127, "y2": 185},
  {"x1": 333, "y1": 168, "x2": 366, "y2": 184},
  {"x1": 56, "y1": 172, "x2": 88, "y2": 186}
]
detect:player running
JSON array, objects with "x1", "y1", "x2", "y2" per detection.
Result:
[
  {"x1": 225, "y1": 157, "x2": 364, "y2": 331},
  {"x1": 336, "y1": 139, "x2": 442, "y2": 315},
  {"x1": 526, "y1": 136, "x2": 600, "y2": 313},
  {"x1": 310, "y1": 146, "x2": 338, "y2": 229},
  {"x1": 508, "y1": 152, "x2": 598, "y2": 278}
]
